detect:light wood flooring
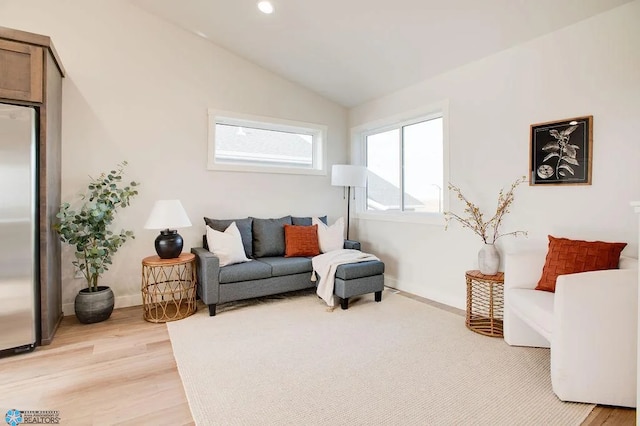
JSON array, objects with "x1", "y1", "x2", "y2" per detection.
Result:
[
  {"x1": 0, "y1": 294, "x2": 635, "y2": 425},
  {"x1": 0, "y1": 306, "x2": 194, "y2": 425}
]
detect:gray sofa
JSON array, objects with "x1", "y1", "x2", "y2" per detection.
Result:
[{"x1": 191, "y1": 215, "x2": 384, "y2": 316}]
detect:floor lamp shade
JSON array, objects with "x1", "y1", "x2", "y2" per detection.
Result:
[
  {"x1": 331, "y1": 165, "x2": 367, "y2": 240},
  {"x1": 144, "y1": 200, "x2": 192, "y2": 259},
  {"x1": 331, "y1": 165, "x2": 367, "y2": 188}
]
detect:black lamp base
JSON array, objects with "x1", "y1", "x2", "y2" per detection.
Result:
[{"x1": 155, "y1": 229, "x2": 183, "y2": 259}]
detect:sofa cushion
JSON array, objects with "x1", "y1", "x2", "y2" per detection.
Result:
[
  {"x1": 218, "y1": 260, "x2": 272, "y2": 284},
  {"x1": 257, "y1": 257, "x2": 313, "y2": 277},
  {"x1": 507, "y1": 288, "x2": 555, "y2": 341},
  {"x1": 204, "y1": 217, "x2": 253, "y2": 258},
  {"x1": 284, "y1": 224, "x2": 320, "y2": 257},
  {"x1": 292, "y1": 216, "x2": 327, "y2": 226},
  {"x1": 536, "y1": 235, "x2": 627, "y2": 292},
  {"x1": 252, "y1": 216, "x2": 292, "y2": 258},
  {"x1": 313, "y1": 216, "x2": 344, "y2": 253},
  {"x1": 335, "y1": 260, "x2": 385, "y2": 280},
  {"x1": 205, "y1": 223, "x2": 251, "y2": 267}
]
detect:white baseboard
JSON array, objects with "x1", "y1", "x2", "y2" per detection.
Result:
[
  {"x1": 62, "y1": 293, "x2": 142, "y2": 316},
  {"x1": 61, "y1": 277, "x2": 464, "y2": 316}
]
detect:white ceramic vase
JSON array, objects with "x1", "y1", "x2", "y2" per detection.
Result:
[{"x1": 478, "y1": 243, "x2": 500, "y2": 275}]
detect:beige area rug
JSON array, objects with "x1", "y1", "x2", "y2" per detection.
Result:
[{"x1": 167, "y1": 289, "x2": 594, "y2": 426}]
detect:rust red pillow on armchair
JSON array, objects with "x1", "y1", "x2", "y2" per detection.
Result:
[
  {"x1": 535, "y1": 235, "x2": 627, "y2": 292},
  {"x1": 284, "y1": 224, "x2": 320, "y2": 257}
]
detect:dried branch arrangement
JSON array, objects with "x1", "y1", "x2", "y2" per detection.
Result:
[{"x1": 444, "y1": 176, "x2": 528, "y2": 244}]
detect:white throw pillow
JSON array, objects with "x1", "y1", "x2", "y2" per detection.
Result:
[
  {"x1": 206, "y1": 222, "x2": 251, "y2": 267},
  {"x1": 313, "y1": 217, "x2": 344, "y2": 253}
]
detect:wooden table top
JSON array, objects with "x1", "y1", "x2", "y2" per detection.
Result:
[
  {"x1": 465, "y1": 270, "x2": 504, "y2": 282},
  {"x1": 142, "y1": 252, "x2": 195, "y2": 266}
]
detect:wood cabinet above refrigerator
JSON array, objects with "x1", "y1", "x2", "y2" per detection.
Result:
[
  {"x1": 0, "y1": 38, "x2": 43, "y2": 102},
  {"x1": 0, "y1": 26, "x2": 65, "y2": 345}
]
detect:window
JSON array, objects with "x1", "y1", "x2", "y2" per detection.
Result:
[
  {"x1": 208, "y1": 110, "x2": 327, "y2": 175},
  {"x1": 355, "y1": 105, "x2": 447, "y2": 221}
]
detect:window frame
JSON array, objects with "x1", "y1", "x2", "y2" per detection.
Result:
[
  {"x1": 207, "y1": 109, "x2": 327, "y2": 175},
  {"x1": 351, "y1": 101, "x2": 450, "y2": 225}
]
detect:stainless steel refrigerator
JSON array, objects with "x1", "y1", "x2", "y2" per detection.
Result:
[{"x1": 0, "y1": 103, "x2": 37, "y2": 354}]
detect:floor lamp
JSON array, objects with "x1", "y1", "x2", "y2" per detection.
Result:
[{"x1": 331, "y1": 165, "x2": 367, "y2": 240}]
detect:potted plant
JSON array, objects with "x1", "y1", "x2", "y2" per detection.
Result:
[{"x1": 55, "y1": 161, "x2": 139, "y2": 324}]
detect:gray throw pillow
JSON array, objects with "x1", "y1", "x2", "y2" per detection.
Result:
[
  {"x1": 291, "y1": 216, "x2": 327, "y2": 226},
  {"x1": 252, "y1": 216, "x2": 293, "y2": 258},
  {"x1": 203, "y1": 217, "x2": 253, "y2": 258}
]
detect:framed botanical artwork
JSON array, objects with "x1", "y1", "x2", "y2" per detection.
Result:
[{"x1": 529, "y1": 115, "x2": 593, "y2": 185}]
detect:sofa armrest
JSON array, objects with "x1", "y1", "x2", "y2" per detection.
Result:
[
  {"x1": 191, "y1": 247, "x2": 220, "y2": 305},
  {"x1": 344, "y1": 240, "x2": 361, "y2": 250},
  {"x1": 504, "y1": 251, "x2": 547, "y2": 290},
  {"x1": 551, "y1": 268, "x2": 638, "y2": 406}
]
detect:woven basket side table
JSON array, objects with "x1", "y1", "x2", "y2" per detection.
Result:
[
  {"x1": 465, "y1": 270, "x2": 504, "y2": 337},
  {"x1": 141, "y1": 252, "x2": 197, "y2": 323}
]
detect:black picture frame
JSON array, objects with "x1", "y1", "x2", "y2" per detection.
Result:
[{"x1": 529, "y1": 115, "x2": 593, "y2": 186}]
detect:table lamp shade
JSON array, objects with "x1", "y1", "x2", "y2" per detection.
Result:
[
  {"x1": 331, "y1": 165, "x2": 367, "y2": 188},
  {"x1": 144, "y1": 200, "x2": 192, "y2": 259},
  {"x1": 144, "y1": 200, "x2": 192, "y2": 230}
]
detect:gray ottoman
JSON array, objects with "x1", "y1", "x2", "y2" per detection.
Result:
[{"x1": 334, "y1": 260, "x2": 385, "y2": 310}]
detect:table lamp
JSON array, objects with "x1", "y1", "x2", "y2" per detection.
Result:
[
  {"x1": 144, "y1": 200, "x2": 192, "y2": 259},
  {"x1": 331, "y1": 165, "x2": 367, "y2": 240}
]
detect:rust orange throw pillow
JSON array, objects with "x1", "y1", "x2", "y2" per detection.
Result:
[
  {"x1": 284, "y1": 224, "x2": 320, "y2": 257},
  {"x1": 536, "y1": 235, "x2": 627, "y2": 292}
]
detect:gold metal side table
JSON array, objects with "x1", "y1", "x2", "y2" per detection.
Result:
[
  {"x1": 465, "y1": 270, "x2": 504, "y2": 337},
  {"x1": 141, "y1": 253, "x2": 197, "y2": 323}
]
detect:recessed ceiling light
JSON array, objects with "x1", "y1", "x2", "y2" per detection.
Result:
[
  {"x1": 569, "y1": 121, "x2": 578, "y2": 125},
  {"x1": 258, "y1": 1, "x2": 274, "y2": 14}
]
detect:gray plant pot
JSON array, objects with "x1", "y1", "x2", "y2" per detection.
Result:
[{"x1": 74, "y1": 286, "x2": 114, "y2": 324}]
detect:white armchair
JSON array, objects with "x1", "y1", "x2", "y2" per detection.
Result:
[{"x1": 504, "y1": 250, "x2": 638, "y2": 407}]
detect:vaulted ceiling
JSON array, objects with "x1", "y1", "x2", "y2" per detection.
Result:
[{"x1": 131, "y1": 0, "x2": 633, "y2": 107}]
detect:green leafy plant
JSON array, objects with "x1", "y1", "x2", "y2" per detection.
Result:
[
  {"x1": 444, "y1": 176, "x2": 527, "y2": 244},
  {"x1": 54, "y1": 161, "x2": 139, "y2": 292}
]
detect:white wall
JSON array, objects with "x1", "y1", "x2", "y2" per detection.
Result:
[
  {"x1": 2, "y1": 1, "x2": 638, "y2": 314},
  {"x1": 0, "y1": 0, "x2": 348, "y2": 313},
  {"x1": 349, "y1": 1, "x2": 640, "y2": 309}
]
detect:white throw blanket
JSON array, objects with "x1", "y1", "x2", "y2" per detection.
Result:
[{"x1": 312, "y1": 249, "x2": 380, "y2": 307}]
